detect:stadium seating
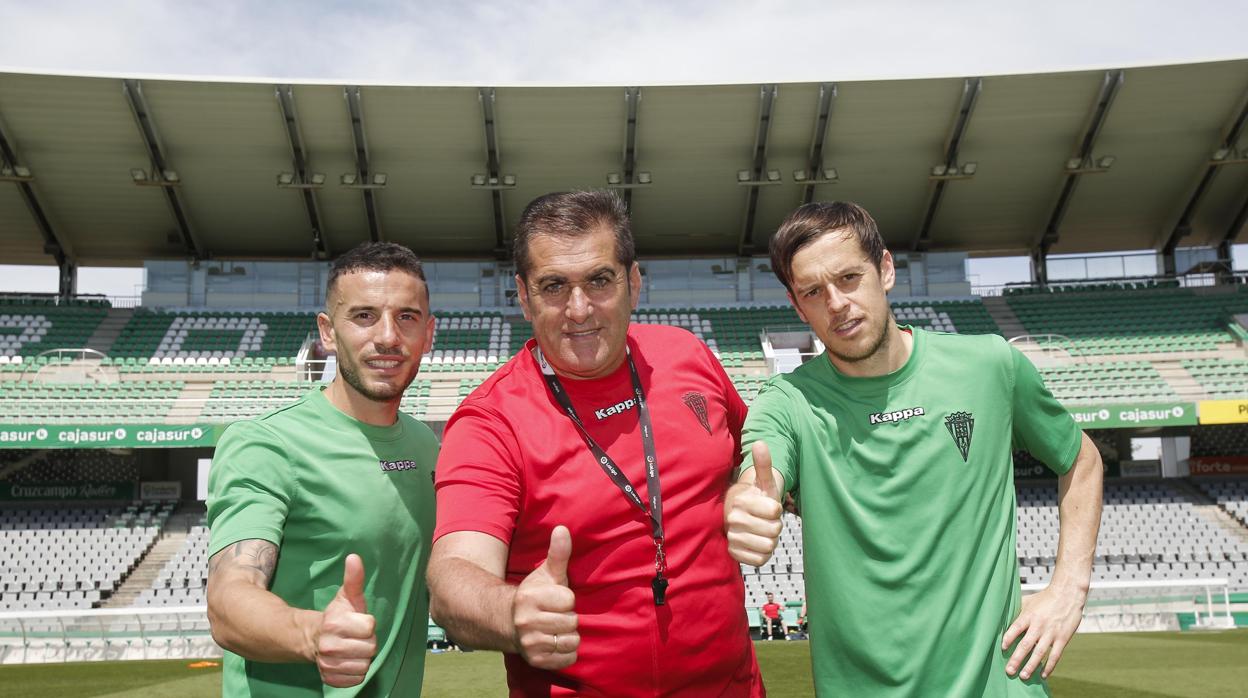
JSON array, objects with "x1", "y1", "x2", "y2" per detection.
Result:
[
  {"x1": 1038, "y1": 361, "x2": 1177, "y2": 403},
  {"x1": 1017, "y1": 481, "x2": 1248, "y2": 589},
  {"x1": 1183, "y1": 358, "x2": 1248, "y2": 398},
  {"x1": 109, "y1": 310, "x2": 315, "y2": 361},
  {"x1": 0, "y1": 503, "x2": 167, "y2": 612},
  {"x1": 0, "y1": 380, "x2": 183, "y2": 423},
  {"x1": 1189, "y1": 478, "x2": 1248, "y2": 529},
  {"x1": 1006, "y1": 284, "x2": 1248, "y2": 356},
  {"x1": 0, "y1": 450, "x2": 139, "y2": 483},
  {"x1": 0, "y1": 299, "x2": 108, "y2": 361}
]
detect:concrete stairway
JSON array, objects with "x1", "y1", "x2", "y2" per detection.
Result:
[
  {"x1": 981, "y1": 296, "x2": 1025, "y2": 339},
  {"x1": 86, "y1": 307, "x2": 134, "y2": 355},
  {"x1": 104, "y1": 530, "x2": 187, "y2": 608}
]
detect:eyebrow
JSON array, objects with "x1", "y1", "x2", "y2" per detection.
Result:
[
  {"x1": 344, "y1": 304, "x2": 424, "y2": 316},
  {"x1": 534, "y1": 265, "x2": 617, "y2": 286}
]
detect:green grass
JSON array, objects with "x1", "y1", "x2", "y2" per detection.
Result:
[{"x1": 1, "y1": 631, "x2": 1246, "y2": 696}]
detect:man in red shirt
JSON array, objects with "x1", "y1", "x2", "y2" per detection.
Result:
[
  {"x1": 427, "y1": 191, "x2": 765, "y2": 696},
  {"x1": 760, "y1": 592, "x2": 788, "y2": 641}
]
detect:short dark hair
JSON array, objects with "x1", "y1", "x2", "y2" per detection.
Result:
[
  {"x1": 513, "y1": 190, "x2": 635, "y2": 280},
  {"x1": 769, "y1": 202, "x2": 886, "y2": 293},
  {"x1": 326, "y1": 242, "x2": 428, "y2": 302}
]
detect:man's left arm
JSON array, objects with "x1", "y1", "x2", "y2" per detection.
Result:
[{"x1": 1002, "y1": 431, "x2": 1103, "y2": 681}]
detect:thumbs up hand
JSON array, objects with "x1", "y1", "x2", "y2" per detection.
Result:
[
  {"x1": 725, "y1": 442, "x2": 785, "y2": 567},
  {"x1": 512, "y1": 526, "x2": 579, "y2": 670},
  {"x1": 316, "y1": 553, "x2": 378, "y2": 688}
]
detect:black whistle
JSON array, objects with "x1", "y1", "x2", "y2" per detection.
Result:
[{"x1": 651, "y1": 574, "x2": 668, "y2": 606}]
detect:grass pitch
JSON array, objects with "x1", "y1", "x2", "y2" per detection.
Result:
[{"x1": 1, "y1": 630, "x2": 1245, "y2": 696}]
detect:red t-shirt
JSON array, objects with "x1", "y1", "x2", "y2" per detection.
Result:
[
  {"x1": 762, "y1": 602, "x2": 781, "y2": 620},
  {"x1": 435, "y1": 324, "x2": 764, "y2": 697}
]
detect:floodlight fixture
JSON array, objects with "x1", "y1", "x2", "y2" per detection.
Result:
[
  {"x1": 471, "y1": 173, "x2": 487, "y2": 186},
  {"x1": 1096, "y1": 155, "x2": 1116, "y2": 169},
  {"x1": 502, "y1": 174, "x2": 516, "y2": 186},
  {"x1": 277, "y1": 172, "x2": 295, "y2": 186},
  {"x1": 737, "y1": 169, "x2": 752, "y2": 182},
  {"x1": 606, "y1": 172, "x2": 622, "y2": 185},
  {"x1": 341, "y1": 173, "x2": 358, "y2": 186},
  {"x1": 309, "y1": 172, "x2": 327, "y2": 186},
  {"x1": 766, "y1": 169, "x2": 782, "y2": 182},
  {"x1": 1065, "y1": 157, "x2": 1084, "y2": 171},
  {"x1": 1213, "y1": 147, "x2": 1231, "y2": 161},
  {"x1": 932, "y1": 164, "x2": 948, "y2": 177},
  {"x1": 162, "y1": 170, "x2": 180, "y2": 183},
  {"x1": 371, "y1": 173, "x2": 387, "y2": 186},
  {"x1": 961, "y1": 162, "x2": 977, "y2": 175},
  {"x1": 470, "y1": 173, "x2": 516, "y2": 189},
  {"x1": 636, "y1": 171, "x2": 652, "y2": 184},
  {"x1": 130, "y1": 168, "x2": 149, "y2": 182},
  {"x1": 792, "y1": 169, "x2": 808, "y2": 182},
  {"x1": 0, "y1": 163, "x2": 34, "y2": 182}
]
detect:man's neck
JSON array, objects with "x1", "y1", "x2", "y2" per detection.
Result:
[
  {"x1": 323, "y1": 380, "x2": 400, "y2": 427},
  {"x1": 829, "y1": 325, "x2": 914, "y2": 378}
]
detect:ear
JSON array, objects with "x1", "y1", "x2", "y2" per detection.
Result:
[
  {"x1": 879, "y1": 250, "x2": 896, "y2": 293},
  {"x1": 786, "y1": 291, "x2": 811, "y2": 325},
  {"x1": 316, "y1": 311, "x2": 336, "y2": 353},
  {"x1": 423, "y1": 314, "x2": 436, "y2": 355},
  {"x1": 627, "y1": 262, "x2": 642, "y2": 311},
  {"x1": 515, "y1": 274, "x2": 533, "y2": 322}
]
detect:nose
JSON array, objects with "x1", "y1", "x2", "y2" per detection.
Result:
[
  {"x1": 374, "y1": 313, "x2": 400, "y2": 347},
  {"x1": 824, "y1": 284, "x2": 850, "y2": 315},
  {"x1": 565, "y1": 285, "x2": 592, "y2": 324}
]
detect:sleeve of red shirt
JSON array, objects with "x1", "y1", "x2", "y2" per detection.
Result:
[
  {"x1": 433, "y1": 400, "x2": 524, "y2": 545},
  {"x1": 701, "y1": 340, "x2": 747, "y2": 468}
]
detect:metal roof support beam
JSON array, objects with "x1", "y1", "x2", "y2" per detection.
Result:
[
  {"x1": 479, "y1": 88, "x2": 507, "y2": 258},
  {"x1": 122, "y1": 79, "x2": 205, "y2": 261},
  {"x1": 1033, "y1": 70, "x2": 1124, "y2": 271},
  {"x1": 276, "y1": 85, "x2": 330, "y2": 258},
  {"x1": 0, "y1": 109, "x2": 74, "y2": 278},
  {"x1": 621, "y1": 87, "x2": 641, "y2": 213},
  {"x1": 801, "y1": 83, "x2": 837, "y2": 206},
  {"x1": 58, "y1": 259, "x2": 77, "y2": 298},
  {"x1": 1169, "y1": 85, "x2": 1248, "y2": 274},
  {"x1": 913, "y1": 77, "x2": 982, "y2": 252},
  {"x1": 344, "y1": 86, "x2": 382, "y2": 243},
  {"x1": 738, "y1": 84, "x2": 778, "y2": 256}
]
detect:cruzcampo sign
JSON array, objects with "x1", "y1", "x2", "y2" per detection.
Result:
[
  {"x1": 1065, "y1": 402, "x2": 1196, "y2": 429},
  {"x1": 0, "y1": 424, "x2": 225, "y2": 449},
  {"x1": 0, "y1": 481, "x2": 136, "y2": 500}
]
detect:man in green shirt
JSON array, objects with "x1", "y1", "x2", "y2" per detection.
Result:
[
  {"x1": 724, "y1": 202, "x2": 1103, "y2": 696},
  {"x1": 207, "y1": 242, "x2": 439, "y2": 696}
]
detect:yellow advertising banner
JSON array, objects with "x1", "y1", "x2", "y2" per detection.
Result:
[{"x1": 1198, "y1": 400, "x2": 1248, "y2": 425}]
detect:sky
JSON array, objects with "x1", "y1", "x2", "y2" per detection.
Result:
[{"x1": 1, "y1": 0, "x2": 1246, "y2": 297}]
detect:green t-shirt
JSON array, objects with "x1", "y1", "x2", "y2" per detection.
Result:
[
  {"x1": 742, "y1": 328, "x2": 1080, "y2": 697},
  {"x1": 208, "y1": 387, "x2": 438, "y2": 697}
]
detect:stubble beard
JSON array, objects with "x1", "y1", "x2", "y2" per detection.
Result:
[
  {"x1": 827, "y1": 314, "x2": 891, "y2": 365},
  {"x1": 337, "y1": 354, "x2": 408, "y2": 402}
]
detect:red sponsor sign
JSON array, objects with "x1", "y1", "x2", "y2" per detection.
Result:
[{"x1": 1189, "y1": 456, "x2": 1248, "y2": 476}]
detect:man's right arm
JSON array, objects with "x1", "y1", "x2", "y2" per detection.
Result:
[
  {"x1": 206, "y1": 539, "x2": 319, "y2": 662},
  {"x1": 207, "y1": 541, "x2": 377, "y2": 687},
  {"x1": 427, "y1": 528, "x2": 579, "y2": 670}
]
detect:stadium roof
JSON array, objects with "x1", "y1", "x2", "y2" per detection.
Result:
[{"x1": 1, "y1": 59, "x2": 1247, "y2": 267}]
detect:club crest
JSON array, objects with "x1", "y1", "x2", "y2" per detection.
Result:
[
  {"x1": 944, "y1": 411, "x2": 974, "y2": 462},
  {"x1": 682, "y1": 391, "x2": 711, "y2": 435}
]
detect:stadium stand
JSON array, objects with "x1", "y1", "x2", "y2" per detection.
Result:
[
  {"x1": 1190, "y1": 478, "x2": 1248, "y2": 529},
  {"x1": 0, "y1": 381, "x2": 184, "y2": 423},
  {"x1": 109, "y1": 310, "x2": 315, "y2": 363},
  {"x1": 1183, "y1": 358, "x2": 1248, "y2": 398},
  {"x1": 1038, "y1": 361, "x2": 1178, "y2": 403},
  {"x1": 0, "y1": 503, "x2": 168, "y2": 612},
  {"x1": 0, "y1": 299, "x2": 109, "y2": 363},
  {"x1": 1017, "y1": 480, "x2": 1248, "y2": 589},
  {"x1": 1005, "y1": 283, "x2": 1248, "y2": 356}
]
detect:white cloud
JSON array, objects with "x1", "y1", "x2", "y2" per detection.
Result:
[{"x1": 1, "y1": 0, "x2": 1244, "y2": 85}]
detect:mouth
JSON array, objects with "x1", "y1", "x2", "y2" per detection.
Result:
[
  {"x1": 363, "y1": 357, "x2": 405, "y2": 371},
  {"x1": 833, "y1": 318, "x2": 862, "y2": 336},
  {"x1": 564, "y1": 328, "x2": 601, "y2": 339}
]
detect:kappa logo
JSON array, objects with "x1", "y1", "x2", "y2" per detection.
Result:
[
  {"x1": 945, "y1": 411, "x2": 975, "y2": 462},
  {"x1": 682, "y1": 391, "x2": 712, "y2": 435},
  {"x1": 595, "y1": 398, "x2": 637, "y2": 420},
  {"x1": 379, "y1": 459, "x2": 420, "y2": 473},
  {"x1": 868, "y1": 406, "x2": 925, "y2": 425}
]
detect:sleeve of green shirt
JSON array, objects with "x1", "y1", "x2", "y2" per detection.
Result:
[
  {"x1": 740, "y1": 379, "x2": 800, "y2": 494},
  {"x1": 207, "y1": 420, "x2": 296, "y2": 557},
  {"x1": 1009, "y1": 346, "x2": 1082, "y2": 476}
]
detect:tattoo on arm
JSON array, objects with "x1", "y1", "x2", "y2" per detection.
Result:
[{"x1": 209, "y1": 539, "x2": 279, "y2": 588}]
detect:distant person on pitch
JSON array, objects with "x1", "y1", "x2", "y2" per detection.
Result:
[
  {"x1": 728, "y1": 202, "x2": 1103, "y2": 695},
  {"x1": 427, "y1": 190, "x2": 764, "y2": 696},
  {"x1": 760, "y1": 592, "x2": 788, "y2": 640},
  {"x1": 206, "y1": 242, "x2": 439, "y2": 696}
]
